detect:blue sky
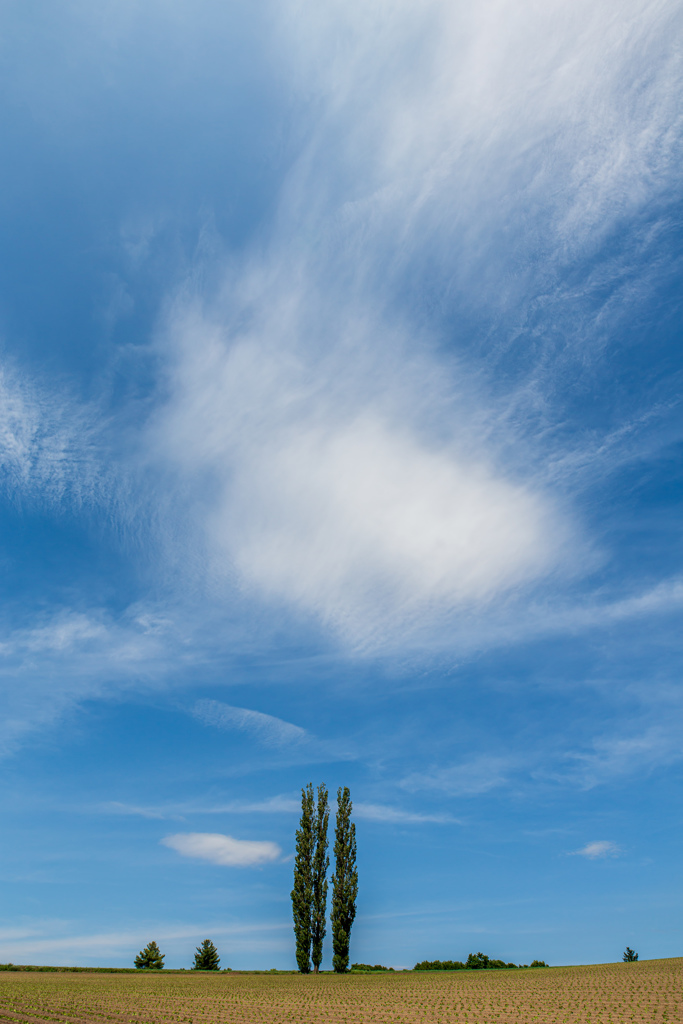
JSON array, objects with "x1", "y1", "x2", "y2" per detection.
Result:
[{"x1": 0, "y1": 0, "x2": 682, "y2": 970}]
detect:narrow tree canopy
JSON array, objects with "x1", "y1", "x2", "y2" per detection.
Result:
[
  {"x1": 623, "y1": 947, "x2": 639, "y2": 962},
  {"x1": 331, "y1": 785, "x2": 358, "y2": 973},
  {"x1": 311, "y1": 783, "x2": 330, "y2": 974},
  {"x1": 291, "y1": 782, "x2": 315, "y2": 974}
]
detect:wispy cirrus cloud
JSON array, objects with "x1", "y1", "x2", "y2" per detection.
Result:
[
  {"x1": 570, "y1": 840, "x2": 621, "y2": 859},
  {"x1": 141, "y1": 0, "x2": 682, "y2": 657},
  {"x1": 1, "y1": 0, "x2": 681, "y2": 763},
  {"x1": 555, "y1": 727, "x2": 681, "y2": 790},
  {"x1": 398, "y1": 713, "x2": 683, "y2": 802},
  {"x1": 101, "y1": 796, "x2": 457, "y2": 826},
  {"x1": 0, "y1": 918, "x2": 291, "y2": 964},
  {"x1": 426, "y1": 576, "x2": 683, "y2": 660},
  {"x1": 354, "y1": 803, "x2": 460, "y2": 825},
  {"x1": 400, "y1": 756, "x2": 512, "y2": 797},
  {"x1": 0, "y1": 364, "x2": 105, "y2": 507},
  {"x1": 191, "y1": 700, "x2": 307, "y2": 747},
  {"x1": 0, "y1": 606, "x2": 181, "y2": 759},
  {"x1": 161, "y1": 832, "x2": 282, "y2": 867}
]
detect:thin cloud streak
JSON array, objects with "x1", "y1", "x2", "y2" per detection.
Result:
[
  {"x1": 354, "y1": 803, "x2": 460, "y2": 825},
  {"x1": 101, "y1": 797, "x2": 458, "y2": 825},
  {"x1": 0, "y1": 919, "x2": 291, "y2": 963},
  {"x1": 555, "y1": 728, "x2": 681, "y2": 790},
  {"x1": 569, "y1": 841, "x2": 621, "y2": 859},
  {"x1": 191, "y1": 700, "x2": 307, "y2": 747},
  {"x1": 401, "y1": 756, "x2": 512, "y2": 797},
  {"x1": 0, "y1": 607, "x2": 183, "y2": 759}
]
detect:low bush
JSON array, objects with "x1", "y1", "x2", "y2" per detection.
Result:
[
  {"x1": 414, "y1": 960, "x2": 466, "y2": 971},
  {"x1": 350, "y1": 963, "x2": 394, "y2": 972},
  {"x1": 414, "y1": 953, "x2": 548, "y2": 971}
]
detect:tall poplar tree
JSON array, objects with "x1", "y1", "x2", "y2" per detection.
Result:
[
  {"x1": 311, "y1": 783, "x2": 330, "y2": 974},
  {"x1": 331, "y1": 786, "x2": 358, "y2": 973},
  {"x1": 291, "y1": 782, "x2": 315, "y2": 973}
]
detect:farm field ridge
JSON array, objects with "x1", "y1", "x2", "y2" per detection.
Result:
[{"x1": 0, "y1": 956, "x2": 680, "y2": 1024}]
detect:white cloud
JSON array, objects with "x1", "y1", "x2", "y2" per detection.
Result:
[
  {"x1": 557, "y1": 727, "x2": 679, "y2": 790},
  {"x1": 102, "y1": 802, "x2": 179, "y2": 821},
  {"x1": 525, "y1": 579, "x2": 683, "y2": 640},
  {"x1": 191, "y1": 700, "x2": 307, "y2": 747},
  {"x1": 570, "y1": 840, "x2": 621, "y2": 859},
  {"x1": 406, "y1": 576, "x2": 683, "y2": 658},
  {"x1": 277, "y1": 0, "x2": 682, "y2": 259},
  {"x1": 103, "y1": 796, "x2": 458, "y2": 825},
  {"x1": 161, "y1": 832, "x2": 282, "y2": 867},
  {"x1": 0, "y1": 606, "x2": 183, "y2": 759},
  {"x1": 144, "y1": 0, "x2": 682, "y2": 654},
  {"x1": 0, "y1": 918, "x2": 291, "y2": 963},
  {"x1": 223, "y1": 409, "x2": 560, "y2": 645},
  {"x1": 101, "y1": 795, "x2": 302, "y2": 819},
  {"x1": 401, "y1": 756, "x2": 511, "y2": 796},
  {"x1": 236, "y1": 796, "x2": 301, "y2": 814},
  {"x1": 150, "y1": 307, "x2": 572, "y2": 651},
  {"x1": 0, "y1": 363, "x2": 103, "y2": 507},
  {"x1": 354, "y1": 803, "x2": 460, "y2": 825},
  {"x1": 1, "y1": 0, "x2": 680, "y2": 760},
  {"x1": 106, "y1": 797, "x2": 459, "y2": 830}
]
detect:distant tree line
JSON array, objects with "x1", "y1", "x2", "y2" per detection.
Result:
[
  {"x1": 414, "y1": 953, "x2": 548, "y2": 971},
  {"x1": 292, "y1": 784, "x2": 358, "y2": 973},
  {"x1": 351, "y1": 963, "x2": 395, "y2": 972}
]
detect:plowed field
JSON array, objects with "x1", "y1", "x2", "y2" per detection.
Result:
[{"x1": 0, "y1": 958, "x2": 680, "y2": 1024}]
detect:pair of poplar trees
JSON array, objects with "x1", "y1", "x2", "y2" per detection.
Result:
[{"x1": 291, "y1": 784, "x2": 358, "y2": 973}]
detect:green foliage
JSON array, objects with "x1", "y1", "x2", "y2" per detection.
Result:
[
  {"x1": 414, "y1": 954, "x2": 546, "y2": 971},
  {"x1": 134, "y1": 941, "x2": 164, "y2": 970},
  {"x1": 291, "y1": 783, "x2": 315, "y2": 973},
  {"x1": 192, "y1": 939, "x2": 220, "y2": 971},
  {"x1": 622, "y1": 947, "x2": 639, "y2": 962},
  {"x1": 466, "y1": 952, "x2": 490, "y2": 969},
  {"x1": 331, "y1": 786, "x2": 358, "y2": 973},
  {"x1": 414, "y1": 960, "x2": 466, "y2": 971},
  {"x1": 351, "y1": 963, "x2": 395, "y2": 972},
  {"x1": 311, "y1": 784, "x2": 330, "y2": 974}
]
